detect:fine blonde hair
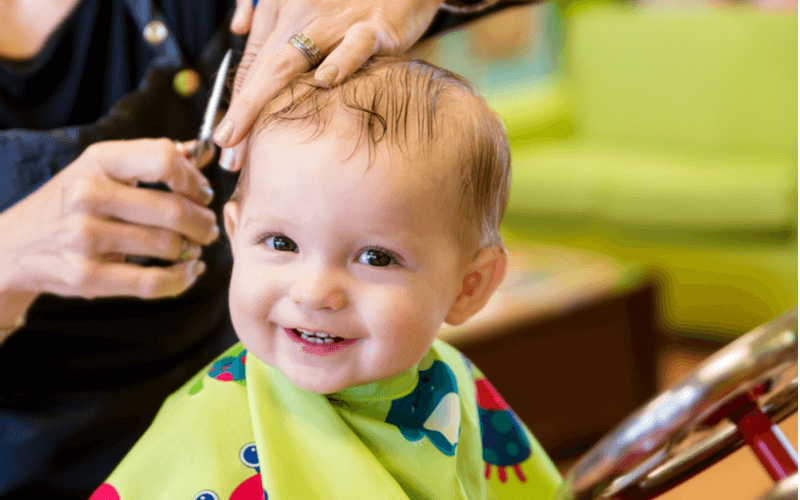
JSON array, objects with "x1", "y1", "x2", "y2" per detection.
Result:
[{"x1": 231, "y1": 56, "x2": 511, "y2": 252}]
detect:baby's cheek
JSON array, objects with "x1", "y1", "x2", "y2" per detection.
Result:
[
  {"x1": 230, "y1": 261, "x2": 274, "y2": 327},
  {"x1": 375, "y1": 292, "x2": 441, "y2": 349},
  {"x1": 229, "y1": 264, "x2": 284, "y2": 363}
]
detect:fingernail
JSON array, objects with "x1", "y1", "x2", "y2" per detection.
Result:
[
  {"x1": 214, "y1": 120, "x2": 234, "y2": 145},
  {"x1": 315, "y1": 65, "x2": 339, "y2": 87},
  {"x1": 253, "y1": 0, "x2": 259, "y2": 6},
  {"x1": 203, "y1": 184, "x2": 215, "y2": 202},
  {"x1": 211, "y1": 224, "x2": 220, "y2": 241},
  {"x1": 220, "y1": 148, "x2": 235, "y2": 171},
  {"x1": 189, "y1": 259, "x2": 206, "y2": 278},
  {"x1": 232, "y1": 8, "x2": 246, "y2": 28},
  {"x1": 231, "y1": 8, "x2": 244, "y2": 26}
]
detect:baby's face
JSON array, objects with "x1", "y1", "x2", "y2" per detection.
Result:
[{"x1": 224, "y1": 123, "x2": 468, "y2": 394}]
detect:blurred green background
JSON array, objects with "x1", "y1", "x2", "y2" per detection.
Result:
[{"x1": 412, "y1": 2, "x2": 797, "y2": 339}]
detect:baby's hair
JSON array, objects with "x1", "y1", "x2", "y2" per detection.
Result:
[{"x1": 231, "y1": 55, "x2": 510, "y2": 252}]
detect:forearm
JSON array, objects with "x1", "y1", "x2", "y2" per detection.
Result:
[
  {"x1": 0, "y1": 251, "x2": 37, "y2": 340},
  {"x1": 0, "y1": 204, "x2": 40, "y2": 335},
  {"x1": 0, "y1": 132, "x2": 63, "y2": 334}
]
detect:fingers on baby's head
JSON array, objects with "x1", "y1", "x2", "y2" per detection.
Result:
[
  {"x1": 237, "y1": 56, "x2": 511, "y2": 253},
  {"x1": 251, "y1": 56, "x2": 480, "y2": 154}
]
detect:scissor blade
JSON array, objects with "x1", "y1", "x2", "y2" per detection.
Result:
[{"x1": 199, "y1": 48, "x2": 234, "y2": 142}]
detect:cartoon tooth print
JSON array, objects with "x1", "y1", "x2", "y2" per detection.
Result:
[
  {"x1": 476, "y1": 378, "x2": 531, "y2": 483},
  {"x1": 385, "y1": 360, "x2": 460, "y2": 456},
  {"x1": 229, "y1": 442, "x2": 268, "y2": 500},
  {"x1": 190, "y1": 347, "x2": 248, "y2": 395},
  {"x1": 89, "y1": 483, "x2": 120, "y2": 500}
]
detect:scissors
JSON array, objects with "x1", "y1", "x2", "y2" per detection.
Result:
[
  {"x1": 128, "y1": 49, "x2": 233, "y2": 266},
  {"x1": 187, "y1": 48, "x2": 233, "y2": 161}
]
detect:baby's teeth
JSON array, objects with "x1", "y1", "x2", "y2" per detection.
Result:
[
  {"x1": 296, "y1": 328, "x2": 342, "y2": 343},
  {"x1": 299, "y1": 329, "x2": 326, "y2": 338}
]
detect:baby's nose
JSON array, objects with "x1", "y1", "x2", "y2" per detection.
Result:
[{"x1": 289, "y1": 264, "x2": 346, "y2": 311}]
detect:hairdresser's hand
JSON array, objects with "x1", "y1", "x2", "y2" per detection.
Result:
[
  {"x1": 215, "y1": 0, "x2": 445, "y2": 171},
  {"x1": 0, "y1": 139, "x2": 219, "y2": 313}
]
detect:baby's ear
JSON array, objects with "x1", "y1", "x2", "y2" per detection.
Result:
[
  {"x1": 223, "y1": 201, "x2": 241, "y2": 255},
  {"x1": 445, "y1": 246, "x2": 507, "y2": 326}
]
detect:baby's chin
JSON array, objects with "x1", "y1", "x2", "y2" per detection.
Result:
[
  {"x1": 277, "y1": 364, "x2": 360, "y2": 394},
  {"x1": 290, "y1": 376, "x2": 348, "y2": 394},
  {"x1": 278, "y1": 362, "x2": 414, "y2": 395}
]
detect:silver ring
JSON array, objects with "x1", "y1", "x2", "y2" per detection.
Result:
[{"x1": 289, "y1": 33, "x2": 322, "y2": 67}]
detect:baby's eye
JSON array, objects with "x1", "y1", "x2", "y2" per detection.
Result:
[
  {"x1": 357, "y1": 249, "x2": 396, "y2": 267},
  {"x1": 262, "y1": 234, "x2": 298, "y2": 252}
]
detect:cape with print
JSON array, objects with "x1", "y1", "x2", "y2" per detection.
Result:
[{"x1": 91, "y1": 340, "x2": 561, "y2": 500}]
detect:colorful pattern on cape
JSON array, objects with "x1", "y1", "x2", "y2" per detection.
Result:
[
  {"x1": 385, "y1": 360, "x2": 460, "y2": 456},
  {"x1": 91, "y1": 340, "x2": 561, "y2": 500}
]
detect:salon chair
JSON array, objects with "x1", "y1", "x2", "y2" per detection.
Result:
[{"x1": 555, "y1": 307, "x2": 798, "y2": 499}]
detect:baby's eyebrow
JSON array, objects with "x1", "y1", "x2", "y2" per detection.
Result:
[
  {"x1": 242, "y1": 212, "x2": 284, "y2": 230},
  {"x1": 242, "y1": 213, "x2": 261, "y2": 229}
]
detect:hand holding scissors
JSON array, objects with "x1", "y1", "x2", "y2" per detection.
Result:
[{"x1": 0, "y1": 53, "x2": 237, "y2": 309}]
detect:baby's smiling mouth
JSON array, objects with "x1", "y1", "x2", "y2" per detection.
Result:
[{"x1": 292, "y1": 328, "x2": 346, "y2": 344}]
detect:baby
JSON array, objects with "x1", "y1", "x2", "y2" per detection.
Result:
[{"x1": 92, "y1": 56, "x2": 562, "y2": 500}]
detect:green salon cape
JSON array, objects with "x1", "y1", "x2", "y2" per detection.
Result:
[{"x1": 92, "y1": 340, "x2": 561, "y2": 500}]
